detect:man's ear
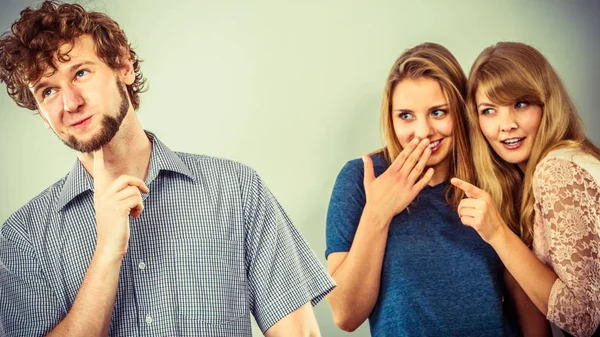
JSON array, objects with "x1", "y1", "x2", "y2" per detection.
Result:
[
  {"x1": 119, "y1": 52, "x2": 135, "y2": 86},
  {"x1": 37, "y1": 110, "x2": 51, "y2": 129}
]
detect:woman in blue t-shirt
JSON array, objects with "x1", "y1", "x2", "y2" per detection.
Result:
[{"x1": 325, "y1": 43, "x2": 526, "y2": 336}]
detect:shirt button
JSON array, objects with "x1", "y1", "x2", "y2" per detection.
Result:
[
  {"x1": 138, "y1": 261, "x2": 146, "y2": 270},
  {"x1": 145, "y1": 315, "x2": 153, "y2": 324}
]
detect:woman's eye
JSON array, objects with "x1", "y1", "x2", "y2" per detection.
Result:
[
  {"x1": 399, "y1": 112, "x2": 413, "y2": 120},
  {"x1": 480, "y1": 108, "x2": 494, "y2": 115},
  {"x1": 515, "y1": 101, "x2": 529, "y2": 109},
  {"x1": 431, "y1": 109, "x2": 446, "y2": 118}
]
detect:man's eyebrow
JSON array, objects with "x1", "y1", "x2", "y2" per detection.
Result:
[
  {"x1": 32, "y1": 80, "x2": 50, "y2": 96},
  {"x1": 67, "y1": 61, "x2": 95, "y2": 74},
  {"x1": 31, "y1": 61, "x2": 96, "y2": 95}
]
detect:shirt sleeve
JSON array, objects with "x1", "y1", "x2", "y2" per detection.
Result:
[
  {"x1": 239, "y1": 167, "x2": 335, "y2": 333},
  {"x1": 0, "y1": 216, "x2": 63, "y2": 336},
  {"x1": 325, "y1": 159, "x2": 367, "y2": 257},
  {"x1": 533, "y1": 157, "x2": 600, "y2": 337}
]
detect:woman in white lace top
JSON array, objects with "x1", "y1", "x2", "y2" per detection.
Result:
[{"x1": 450, "y1": 42, "x2": 600, "y2": 337}]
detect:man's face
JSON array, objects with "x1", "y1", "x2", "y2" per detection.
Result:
[{"x1": 29, "y1": 35, "x2": 133, "y2": 153}]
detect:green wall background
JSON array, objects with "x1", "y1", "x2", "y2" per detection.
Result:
[{"x1": 1, "y1": 0, "x2": 599, "y2": 336}]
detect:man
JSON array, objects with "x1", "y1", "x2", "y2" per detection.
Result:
[{"x1": 0, "y1": 1, "x2": 334, "y2": 336}]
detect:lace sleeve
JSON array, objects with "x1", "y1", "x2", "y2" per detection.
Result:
[{"x1": 534, "y1": 157, "x2": 600, "y2": 337}]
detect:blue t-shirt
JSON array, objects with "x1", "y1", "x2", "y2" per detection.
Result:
[{"x1": 326, "y1": 154, "x2": 518, "y2": 337}]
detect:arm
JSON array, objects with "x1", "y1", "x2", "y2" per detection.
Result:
[
  {"x1": 241, "y1": 167, "x2": 334, "y2": 334},
  {"x1": 495, "y1": 159, "x2": 600, "y2": 337},
  {"x1": 46, "y1": 252, "x2": 123, "y2": 336},
  {"x1": 48, "y1": 149, "x2": 148, "y2": 336},
  {"x1": 504, "y1": 269, "x2": 551, "y2": 337},
  {"x1": 452, "y1": 178, "x2": 558, "y2": 315},
  {"x1": 452, "y1": 157, "x2": 600, "y2": 337},
  {"x1": 491, "y1": 229, "x2": 557, "y2": 316},
  {"x1": 530, "y1": 158, "x2": 600, "y2": 337},
  {"x1": 326, "y1": 138, "x2": 433, "y2": 332},
  {"x1": 264, "y1": 303, "x2": 321, "y2": 337},
  {"x1": 0, "y1": 218, "x2": 123, "y2": 337},
  {"x1": 1, "y1": 219, "x2": 62, "y2": 336},
  {"x1": 326, "y1": 207, "x2": 391, "y2": 332}
]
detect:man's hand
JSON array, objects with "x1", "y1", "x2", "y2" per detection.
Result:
[{"x1": 93, "y1": 148, "x2": 148, "y2": 259}]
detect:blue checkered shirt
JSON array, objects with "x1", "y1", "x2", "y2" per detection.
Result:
[{"x1": 0, "y1": 133, "x2": 335, "y2": 336}]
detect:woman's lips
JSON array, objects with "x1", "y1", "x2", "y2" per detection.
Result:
[
  {"x1": 428, "y1": 139, "x2": 443, "y2": 153},
  {"x1": 501, "y1": 137, "x2": 525, "y2": 150}
]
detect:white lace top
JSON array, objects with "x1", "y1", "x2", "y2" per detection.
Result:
[{"x1": 532, "y1": 147, "x2": 600, "y2": 337}]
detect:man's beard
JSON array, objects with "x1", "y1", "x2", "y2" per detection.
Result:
[{"x1": 61, "y1": 80, "x2": 130, "y2": 153}]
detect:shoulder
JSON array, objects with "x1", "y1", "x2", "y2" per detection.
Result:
[
  {"x1": 534, "y1": 149, "x2": 600, "y2": 208},
  {"x1": 2, "y1": 175, "x2": 67, "y2": 246},
  {"x1": 535, "y1": 148, "x2": 600, "y2": 188},
  {"x1": 174, "y1": 151, "x2": 258, "y2": 183},
  {"x1": 337, "y1": 153, "x2": 388, "y2": 180}
]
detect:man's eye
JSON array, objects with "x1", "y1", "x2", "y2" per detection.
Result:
[
  {"x1": 42, "y1": 88, "x2": 54, "y2": 98},
  {"x1": 76, "y1": 70, "x2": 88, "y2": 78}
]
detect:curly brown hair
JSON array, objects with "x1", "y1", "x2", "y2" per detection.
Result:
[{"x1": 0, "y1": 0, "x2": 146, "y2": 111}]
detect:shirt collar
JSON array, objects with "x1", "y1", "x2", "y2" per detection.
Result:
[{"x1": 56, "y1": 131, "x2": 196, "y2": 212}]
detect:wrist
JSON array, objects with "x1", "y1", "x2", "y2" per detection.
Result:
[
  {"x1": 488, "y1": 223, "x2": 513, "y2": 250},
  {"x1": 94, "y1": 242, "x2": 126, "y2": 264},
  {"x1": 362, "y1": 203, "x2": 392, "y2": 230}
]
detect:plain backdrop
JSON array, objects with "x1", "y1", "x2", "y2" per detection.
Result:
[{"x1": 1, "y1": 0, "x2": 599, "y2": 336}]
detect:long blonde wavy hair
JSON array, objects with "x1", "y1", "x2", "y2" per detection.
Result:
[
  {"x1": 376, "y1": 42, "x2": 474, "y2": 207},
  {"x1": 466, "y1": 42, "x2": 600, "y2": 246}
]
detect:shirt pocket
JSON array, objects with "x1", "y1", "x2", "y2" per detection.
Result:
[{"x1": 175, "y1": 237, "x2": 248, "y2": 324}]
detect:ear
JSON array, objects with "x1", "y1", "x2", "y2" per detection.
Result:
[
  {"x1": 37, "y1": 110, "x2": 52, "y2": 129},
  {"x1": 119, "y1": 53, "x2": 135, "y2": 86}
]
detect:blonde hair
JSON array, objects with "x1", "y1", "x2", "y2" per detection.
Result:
[
  {"x1": 376, "y1": 42, "x2": 474, "y2": 207},
  {"x1": 466, "y1": 41, "x2": 600, "y2": 246}
]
